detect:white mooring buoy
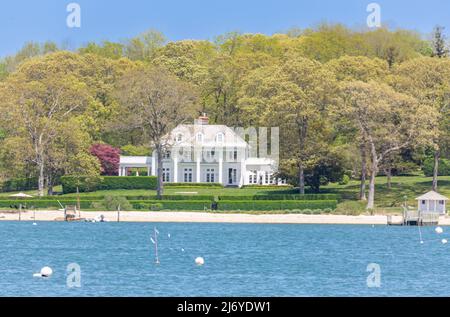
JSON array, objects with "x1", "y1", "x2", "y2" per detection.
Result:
[
  {"x1": 40, "y1": 267, "x2": 53, "y2": 277},
  {"x1": 442, "y1": 239, "x2": 448, "y2": 245},
  {"x1": 34, "y1": 266, "x2": 53, "y2": 278},
  {"x1": 195, "y1": 257, "x2": 205, "y2": 266},
  {"x1": 436, "y1": 227, "x2": 444, "y2": 234}
]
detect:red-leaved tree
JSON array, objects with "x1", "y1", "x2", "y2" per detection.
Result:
[{"x1": 90, "y1": 144, "x2": 121, "y2": 176}]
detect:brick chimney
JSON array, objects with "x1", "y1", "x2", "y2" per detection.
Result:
[{"x1": 197, "y1": 113, "x2": 209, "y2": 125}]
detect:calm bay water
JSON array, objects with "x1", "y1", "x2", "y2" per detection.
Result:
[{"x1": 0, "y1": 221, "x2": 449, "y2": 297}]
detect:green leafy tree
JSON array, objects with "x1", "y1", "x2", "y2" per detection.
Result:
[
  {"x1": 340, "y1": 81, "x2": 437, "y2": 209},
  {"x1": 115, "y1": 66, "x2": 198, "y2": 198}
]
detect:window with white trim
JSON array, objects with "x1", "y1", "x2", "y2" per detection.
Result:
[
  {"x1": 162, "y1": 168, "x2": 170, "y2": 182},
  {"x1": 184, "y1": 168, "x2": 193, "y2": 183},
  {"x1": 216, "y1": 133, "x2": 224, "y2": 143},
  {"x1": 206, "y1": 168, "x2": 215, "y2": 183},
  {"x1": 175, "y1": 133, "x2": 183, "y2": 142}
]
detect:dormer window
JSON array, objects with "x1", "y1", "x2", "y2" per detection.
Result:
[
  {"x1": 175, "y1": 133, "x2": 183, "y2": 142},
  {"x1": 196, "y1": 133, "x2": 204, "y2": 143},
  {"x1": 216, "y1": 133, "x2": 224, "y2": 143}
]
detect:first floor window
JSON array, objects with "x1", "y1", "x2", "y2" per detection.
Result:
[
  {"x1": 184, "y1": 168, "x2": 193, "y2": 183},
  {"x1": 206, "y1": 168, "x2": 215, "y2": 183}
]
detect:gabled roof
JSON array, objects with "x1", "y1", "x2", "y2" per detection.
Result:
[
  {"x1": 169, "y1": 124, "x2": 248, "y2": 147},
  {"x1": 416, "y1": 191, "x2": 449, "y2": 201}
]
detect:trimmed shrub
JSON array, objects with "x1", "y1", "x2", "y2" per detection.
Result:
[
  {"x1": 164, "y1": 183, "x2": 223, "y2": 188},
  {"x1": 218, "y1": 194, "x2": 340, "y2": 201},
  {"x1": 1, "y1": 177, "x2": 38, "y2": 192},
  {"x1": 58, "y1": 195, "x2": 215, "y2": 201},
  {"x1": 132, "y1": 200, "x2": 212, "y2": 211},
  {"x1": 61, "y1": 176, "x2": 157, "y2": 194},
  {"x1": 242, "y1": 185, "x2": 293, "y2": 189},
  {"x1": 217, "y1": 200, "x2": 337, "y2": 211},
  {"x1": 98, "y1": 177, "x2": 157, "y2": 191},
  {"x1": 150, "y1": 203, "x2": 163, "y2": 211},
  {"x1": 60, "y1": 176, "x2": 102, "y2": 194},
  {"x1": 0, "y1": 200, "x2": 93, "y2": 209},
  {"x1": 339, "y1": 175, "x2": 350, "y2": 185}
]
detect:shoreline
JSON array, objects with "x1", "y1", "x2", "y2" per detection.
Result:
[
  {"x1": 0, "y1": 210, "x2": 410, "y2": 225},
  {"x1": 1, "y1": 210, "x2": 449, "y2": 225}
]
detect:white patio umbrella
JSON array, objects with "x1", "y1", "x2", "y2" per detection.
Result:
[{"x1": 8, "y1": 193, "x2": 33, "y2": 221}]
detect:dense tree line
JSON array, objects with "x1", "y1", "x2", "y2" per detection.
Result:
[{"x1": 0, "y1": 24, "x2": 448, "y2": 209}]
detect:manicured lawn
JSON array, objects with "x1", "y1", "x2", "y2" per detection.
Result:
[
  {"x1": 321, "y1": 175, "x2": 450, "y2": 208},
  {"x1": 54, "y1": 186, "x2": 298, "y2": 197},
  {"x1": 0, "y1": 176, "x2": 448, "y2": 214}
]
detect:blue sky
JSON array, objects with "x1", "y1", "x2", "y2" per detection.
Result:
[{"x1": 0, "y1": 0, "x2": 449, "y2": 57}]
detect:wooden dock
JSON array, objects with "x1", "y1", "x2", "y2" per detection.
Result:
[{"x1": 388, "y1": 209, "x2": 440, "y2": 226}]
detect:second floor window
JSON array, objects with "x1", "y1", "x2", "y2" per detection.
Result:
[{"x1": 216, "y1": 133, "x2": 224, "y2": 143}]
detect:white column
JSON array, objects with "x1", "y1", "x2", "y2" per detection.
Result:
[
  {"x1": 119, "y1": 166, "x2": 122, "y2": 176},
  {"x1": 196, "y1": 149, "x2": 201, "y2": 183},
  {"x1": 174, "y1": 156, "x2": 178, "y2": 183},
  {"x1": 147, "y1": 166, "x2": 151, "y2": 177},
  {"x1": 219, "y1": 150, "x2": 223, "y2": 184},
  {"x1": 241, "y1": 149, "x2": 246, "y2": 186},
  {"x1": 151, "y1": 154, "x2": 156, "y2": 176}
]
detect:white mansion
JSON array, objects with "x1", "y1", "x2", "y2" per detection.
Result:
[{"x1": 118, "y1": 115, "x2": 285, "y2": 187}]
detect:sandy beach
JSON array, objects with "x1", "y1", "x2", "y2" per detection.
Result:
[{"x1": 2, "y1": 209, "x2": 447, "y2": 225}]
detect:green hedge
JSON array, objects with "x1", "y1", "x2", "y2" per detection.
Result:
[
  {"x1": 0, "y1": 198, "x2": 337, "y2": 211},
  {"x1": 164, "y1": 183, "x2": 224, "y2": 188},
  {"x1": 60, "y1": 176, "x2": 101, "y2": 193},
  {"x1": 1, "y1": 177, "x2": 38, "y2": 192},
  {"x1": 242, "y1": 185, "x2": 293, "y2": 189},
  {"x1": 61, "y1": 176, "x2": 158, "y2": 194},
  {"x1": 132, "y1": 200, "x2": 212, "y2": 211},
  {"x1": 217, "y1": 200, "x2": 337, "y2": 211},
  {"x1": 53, "y1": 195, "x2": 215, "y2": 201},
  {"x1": 98, "y1": 177, "x2": 157, "y2": 191},
  {"x1": 0, "y1": 199, "x2": 213, "y2": 210},
  {"x1": 218, "y1": 194, "x2": 340, "y2": 201},
  {"x1": 0, "y1": 200, "x2": 93, "y2": 209}
]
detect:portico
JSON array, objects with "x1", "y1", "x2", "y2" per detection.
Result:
[{"x1": 118, "y1": 156, "x2": 153, "y2": 177}]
